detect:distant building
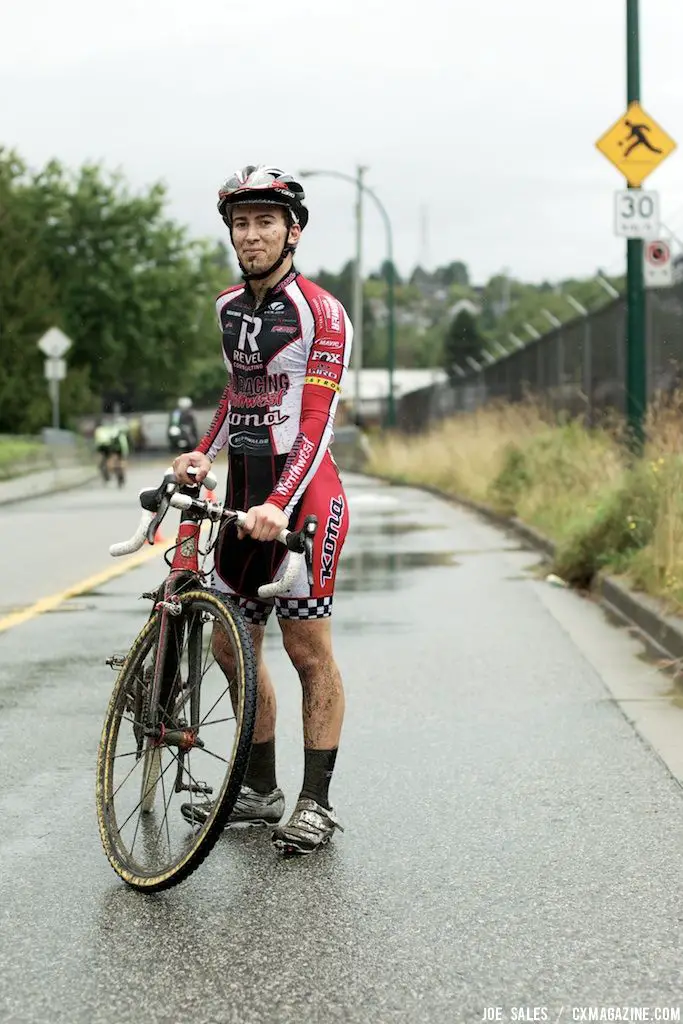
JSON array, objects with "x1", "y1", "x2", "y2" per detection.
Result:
[{"x1": 337, "y1": 367, "x2": 448, "y2": 425}]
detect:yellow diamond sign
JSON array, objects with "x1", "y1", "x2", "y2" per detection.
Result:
[{"x1": 596, "y1": 102, "x2": 676, "y2": 186}]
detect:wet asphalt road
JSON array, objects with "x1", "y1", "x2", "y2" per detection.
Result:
[{"x1": 1, "y1": 463, "x2": 682, "y2": 1023}]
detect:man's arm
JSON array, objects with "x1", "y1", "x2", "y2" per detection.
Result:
[
  {"x1": 196, "y1": 380, "x2": 231, "y2": 461},
  {"x1": 266, "y1": 293, "x2": 353, "y2": 518}
]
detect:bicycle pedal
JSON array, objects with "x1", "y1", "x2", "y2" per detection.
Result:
[
  {"x1": 105, "y1": 655, "x2": 126, "y2": 669},
  {"x1": 178, "y1": 781, "x2": 213, "y2": 796}
]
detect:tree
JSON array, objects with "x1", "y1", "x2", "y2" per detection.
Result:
[
  {"x1": 443, "y1": 309, "x2": 483, "y2": 382},
  {"x1": 434, "y1": 261, "x2": 469, "y2": 288},
  {"x1": 0, "y1": 148, "x2": 233, "y2": 430}
]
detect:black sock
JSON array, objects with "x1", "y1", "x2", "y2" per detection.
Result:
[
  {"x1": 300, "y1": 748, "x2": 338, "y2": 809},
  {"x1": 243, "y1": 739, "x2": 277, "y2": 794}
]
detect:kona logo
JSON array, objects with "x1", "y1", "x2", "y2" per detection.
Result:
[
  {"x1": 321, "y1": 496, "x2": 344, "y2": 585},
  {"x1": 228, "y1": 410, "x2": 288, "y2": 427}
]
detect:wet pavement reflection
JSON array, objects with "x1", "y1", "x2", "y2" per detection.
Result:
[{"x1": 1, "y1": 469, "x2": 683, "y2": 1022}]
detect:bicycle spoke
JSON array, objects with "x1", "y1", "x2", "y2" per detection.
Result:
[
  {"x1": 113, "y1": 750, "x2": 141, "y2": 760},
  {"x1": 156, "y1": 759, "x2": 174, "y2": 853},
  {"x1": 198, "y1": 683, "x2": 231, "y2": 730},
  {"x1": 164, "y1": 744, "x2": 215, "y2": 799},
  {"x1": 194, "y1": 745, "x2": 230, "y2": 766},
  {"x1": 116, "y1": 755, "x2": 177, "y2": 833},
  {"x1": 112, "y1": 748, "x2": 147, "y2": 799},
  {"x1": 197, "y1": 715, "x2": 236, "y2": 728}
]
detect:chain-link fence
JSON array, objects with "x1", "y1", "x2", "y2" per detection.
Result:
[{"x1": 396, "y1": 283, "x2": 683, "y2": 433}]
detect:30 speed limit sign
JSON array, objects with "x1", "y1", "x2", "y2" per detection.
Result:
[{"x1": 614, "y1": 189, "x2": 660, "y2": 238}]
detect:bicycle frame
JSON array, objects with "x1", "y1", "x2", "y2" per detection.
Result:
[{"x1": 146, "y1": 499, "x2": 207, "y2": 747}]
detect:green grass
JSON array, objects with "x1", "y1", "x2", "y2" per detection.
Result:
[{"x1": 0, "y1": 437, "x2": 50, "y2": 480}]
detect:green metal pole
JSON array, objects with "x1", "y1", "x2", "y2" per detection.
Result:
[
  {"x1": 626, "y1": 0, "x2": 646, "y2": 450},
  {"x1": 386, "y1": 257, "x2": 396, "y2": 428}
]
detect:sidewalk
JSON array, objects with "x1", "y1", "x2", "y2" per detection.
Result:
[{"x1": 0, "y1": 464, "x2": 97, "y2": 507}]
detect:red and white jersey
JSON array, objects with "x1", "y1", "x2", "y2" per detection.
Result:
[{"x1": 197, "y1": 269, "x2": 353, "y2": 517}]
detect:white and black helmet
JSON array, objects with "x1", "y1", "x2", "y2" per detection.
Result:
[{"x1": 218, "y1": 165, "x2": 309, "y2": 229}]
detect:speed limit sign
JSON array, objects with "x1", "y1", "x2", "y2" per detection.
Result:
[{"x1": 614, "y1": 189, "x2": 660, "y2": 238}]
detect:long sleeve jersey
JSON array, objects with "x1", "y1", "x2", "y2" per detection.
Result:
[{"x1": 197, "y1": 268, "x2": 353, "y2": 518}]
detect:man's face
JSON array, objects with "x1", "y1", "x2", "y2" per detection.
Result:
[{"x1": 230, "y1": 204, "x2": 300, "y2": 275}]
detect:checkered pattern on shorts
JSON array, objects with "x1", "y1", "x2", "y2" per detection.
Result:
[
  {"x1": 275, "y1": 596, "x2": 333, "y2": 620},
  {"x1": 237, "y1": 597, "x2": 273, "y2": 626}
]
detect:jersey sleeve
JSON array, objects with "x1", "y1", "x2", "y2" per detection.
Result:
[
  {"x1": 196, "y1": 382, "x2": 230, "y2": 460},
  {"x1": 196, "y1": 288, "x2": 237, "y2": 460},
  {"x1": 267, "y1": 291, "x2": 353, "y2": 516}
]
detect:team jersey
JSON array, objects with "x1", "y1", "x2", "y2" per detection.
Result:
[{"x1": 197, "y1": 268, "x2": 353, "y2": 518}]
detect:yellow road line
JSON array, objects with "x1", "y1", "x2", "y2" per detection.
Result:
[{"x1": 0, "y1": 543, "x2": 163, "y2": 635}]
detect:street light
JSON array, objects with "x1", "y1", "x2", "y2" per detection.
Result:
[{"x1": 299, "y1": 168, "x2": 397, "y2": 426}]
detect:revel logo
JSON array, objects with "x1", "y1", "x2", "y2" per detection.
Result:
[{"x1": 234, "y1": 315, "x2": 263, "y2": 364}]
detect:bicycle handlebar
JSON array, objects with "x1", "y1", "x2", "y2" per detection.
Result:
[{"x1": 109, "y1": 470, "x2": 316, "y2": 600}]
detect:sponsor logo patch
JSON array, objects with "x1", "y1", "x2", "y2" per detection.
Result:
[
  {"x1": 321, "y1": 496, "x2": 345, "y2": 586},
  {"x1": 304, "y1": 376, "x2": 341, "y2": 392},
  {"x1": 311, "y1": 351, "x2": 342, "y2": 364}
]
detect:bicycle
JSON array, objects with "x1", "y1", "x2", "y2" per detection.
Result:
[
  {"x1": 95, "y1": 466, "x2": 317, "y2": 892},
  {"x1": 97, "y1": 444, "x2": 126, "y2": 488}
]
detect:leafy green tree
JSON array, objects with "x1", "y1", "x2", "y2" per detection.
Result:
[
  {"x1": 0, "y1": 148, "x2": 233, "y2": 430},
  {"x1": 434, "y1": 261, "x2": 469, "y2": 288}
]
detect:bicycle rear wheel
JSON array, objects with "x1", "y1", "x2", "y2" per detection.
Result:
[{"x1": 96, "y1": 590, "x2": 257, "y2": 891}]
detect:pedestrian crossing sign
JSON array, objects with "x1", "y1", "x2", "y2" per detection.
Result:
[{"x1": 595, "y1": 102, "x2": 676, "y2": 186}]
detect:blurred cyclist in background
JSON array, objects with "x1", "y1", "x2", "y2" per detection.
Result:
[
  {"x1": 94, "y1": 417, "x2": 129, "y2": 486},
  {"x1": 168, "y1": 397, "x2": 199, "y2": 453}
]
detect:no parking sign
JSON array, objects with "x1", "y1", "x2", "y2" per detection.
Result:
[{"x1": 643, "y1": 239, "x2": 673, "y2": 288}]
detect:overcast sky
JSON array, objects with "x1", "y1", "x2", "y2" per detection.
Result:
[{"x1": 2, "y1": 0, "x2": 683, "y2": 286}]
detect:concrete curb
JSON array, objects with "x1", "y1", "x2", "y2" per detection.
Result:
[
  {"x1": 373, "y1": 475, "x2": 683, "y2": 664},
  {"x1": 0, "y1": 465, "x2": 98, "y2": 508}
]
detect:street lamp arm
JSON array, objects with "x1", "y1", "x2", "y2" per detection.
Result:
[
  {"x1": 298, "y1": 167, "x2": 396, "y2": 426},
  {"x1": 299, "y1": 169, "x2": 393, "y2": 263}
]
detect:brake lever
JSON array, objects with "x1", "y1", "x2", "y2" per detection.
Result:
[
  {"x1": 142, "y1": 472, "x2": 177, "y2": 545},
  {"x1": 285, "y1": 515, "x2": 318, "y2": 587},
  {"x1": 145, "y1": 494, "x2": 171, "y2": 545}
]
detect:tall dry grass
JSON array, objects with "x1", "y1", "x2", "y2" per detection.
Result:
[{"x1": 367, "y1": 395, "x2": 683, "y2": 613}]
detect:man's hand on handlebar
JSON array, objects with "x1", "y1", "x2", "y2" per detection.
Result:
[
  {"x1": 172, "y1": 451, "x2": 213, "y2": 487},
  {"x1": 240, "y1": 503, "x2": 288, "y2": 543}
]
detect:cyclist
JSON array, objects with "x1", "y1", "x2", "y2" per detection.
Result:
[
  {"x1": 173, "y1": 164, "x2": 352, "y2": 855},
  {"x1": 168, "y1": 396, "x2": 199, "y2": 453},
  {"x1": 94, "y1": 418, "x2": 129, "y2": 486}
]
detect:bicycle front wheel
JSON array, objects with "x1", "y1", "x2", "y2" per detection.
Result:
[{"x1": 96, "y1": 590, "x2": 257, "y2": 891}]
